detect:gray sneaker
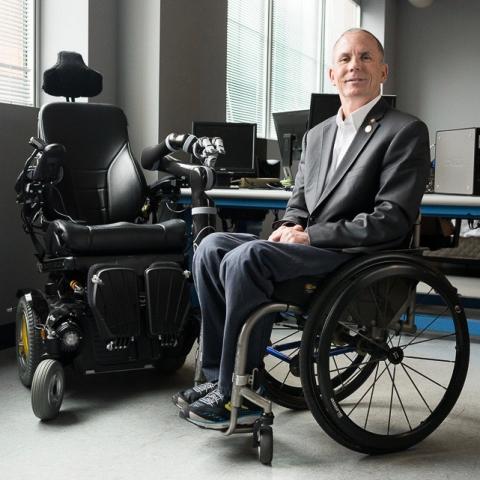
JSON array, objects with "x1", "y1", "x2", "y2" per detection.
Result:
[{"x1": 172, "y1": 382, "x2": 217, "y2": 409}]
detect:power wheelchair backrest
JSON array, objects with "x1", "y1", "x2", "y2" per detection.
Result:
[{"x1": 39, "y1": 51, "x2": 147, "y2": 225}]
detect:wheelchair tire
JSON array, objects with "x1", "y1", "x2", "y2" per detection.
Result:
[
  {"x1": 301, "y1": 257, "x2": 470, "y2": 454},
  {"x1": 15, "y1": 296, "x2": 42, "y2": 387},
  {"x1": 257, "y1": 426, "x2": 273, "y2": 466},
  {"x1": 31, "y1": 359, "x2": 65, "y2": 421}
]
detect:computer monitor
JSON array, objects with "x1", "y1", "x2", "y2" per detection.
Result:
[
  {"x1": 191, "y1": 121, "x2": 257, "y2": 178},
  {"x1": 272, "y1": 109, "x2": 309, "y2": 179},
  {"x1": 308, "y1": 93, "x2": 397, "y2": 130}
]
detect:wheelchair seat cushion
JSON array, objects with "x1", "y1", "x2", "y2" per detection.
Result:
[{"x1": 46, "y1": 218, "x2": 186, "y2": 256}]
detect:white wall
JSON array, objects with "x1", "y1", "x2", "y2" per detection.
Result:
[
  {"x1": 38, "y1": 0, "x2": 89, "y2": 105},
  {"x1": 116, "y1": 0, "x2": 160, "y2": 168},
  {"x1": 361, "y1": 0, "x2": 396, "y2": 94},
  {"x1": 395, "y1": 0, "x2": 480, "y2": 139}
]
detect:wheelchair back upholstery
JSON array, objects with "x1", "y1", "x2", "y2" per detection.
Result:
[{"x1": 39, "y1": 102, "x2": 147, "y2": 225}]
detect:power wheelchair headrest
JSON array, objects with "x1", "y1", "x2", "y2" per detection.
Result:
[{"x1": 42, "y1": 51, "x2": 103, "y2": 100}]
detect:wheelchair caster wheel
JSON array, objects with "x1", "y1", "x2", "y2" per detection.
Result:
[
  {"x1": 257, "y1": 426, "x2": 273, "y2": 465},
  {"x1": 31, "y1": 359, "x2": 65, "y2": 421}
]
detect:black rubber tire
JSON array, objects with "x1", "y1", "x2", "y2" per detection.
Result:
[
  {"x1": 15, "y1": 296, "x2": 42, "y2": 387},
  {"x1": 31, "y1": 359, "x2": 65, "y2": 421},
  {"x1": 301, "y1": 258, "x2": 470, "y2": 454},
  {"x1": 258, "y1": 426, "x2": 273, "y2": 465}
]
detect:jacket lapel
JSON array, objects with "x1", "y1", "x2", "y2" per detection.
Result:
[
  {"x1": 311, "y1": 120, "x2": 337, "y2": 206},
  {"x1": 314, "y1": 99, "x2": 389, "y2": 209}
]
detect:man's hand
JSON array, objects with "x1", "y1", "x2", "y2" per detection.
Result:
[{"x1": 268, "y1": 224, "x2": 310, "y2": 245}]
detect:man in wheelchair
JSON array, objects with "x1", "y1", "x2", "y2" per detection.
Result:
[{"x1": 175, "y1": 28, "x2": 433, "y2": 430}]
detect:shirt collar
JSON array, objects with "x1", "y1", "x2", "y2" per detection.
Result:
[{"x1": 335, "y1": 94, "x2": 382, "y2": 131}]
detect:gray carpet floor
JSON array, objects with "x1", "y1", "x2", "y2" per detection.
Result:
[{"x1": 1, "y1": 341, "x2": 479, "y2": 480}]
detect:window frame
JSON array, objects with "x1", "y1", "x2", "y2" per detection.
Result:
[{"x1": 226, "y1": 0, "x2": 361, "y2": 139}]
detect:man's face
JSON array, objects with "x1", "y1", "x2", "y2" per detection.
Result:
[{"x1": 329, "y1": 32, "x2": 388, "y2": 106}]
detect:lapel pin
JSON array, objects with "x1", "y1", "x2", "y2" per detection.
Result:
[{"x1": 364, "y1": 118, "x2": 376, "y2": 133}]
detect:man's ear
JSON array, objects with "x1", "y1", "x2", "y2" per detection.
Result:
[
  {"x1": 328, "y1": 67, "x2": 336, "y2": 86},
  {"x1": 381, "y1": 63, "x2": 389, "y2": 83}
]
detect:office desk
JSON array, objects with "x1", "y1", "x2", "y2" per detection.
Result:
[{"x1": 180, "y1": 189, "x2": 480, "y2": 218}]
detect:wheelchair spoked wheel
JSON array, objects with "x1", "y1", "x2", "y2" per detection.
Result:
[
  {"x1": 301, "y1": 259, "x2": 470, "y2": 454},
  {"x1": 31, "y1": 359, "x2": 65, "y2": 421},
  {"x1": 263, "y1": 316, "x2": 377, "y2": 410},
  {"x1": 15, "y1": 296, "x2": 42, "y2": 387},
  {"x1": 262, "y1": 316, "x2": 307, "y2": 410}
]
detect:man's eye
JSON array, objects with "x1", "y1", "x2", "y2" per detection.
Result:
[
  {"x1": 339, "y1": 57, "x2": 349, "y2": 63},
  {"x1": 361, "y1": 54, "x2": 372, "y2": 61}
]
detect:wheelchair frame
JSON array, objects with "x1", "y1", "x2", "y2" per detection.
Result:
[{"x1": 221, "y1": 243, "x2": 470, "y2": 465}]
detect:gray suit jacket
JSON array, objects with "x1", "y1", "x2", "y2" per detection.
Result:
[{"x1": 279, "y1": 99, "x2": 430, "y2": 251}]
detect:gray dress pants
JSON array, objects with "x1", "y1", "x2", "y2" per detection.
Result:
[{"x1": 192, "y1": 232, "x2": 353, "y2": 396}]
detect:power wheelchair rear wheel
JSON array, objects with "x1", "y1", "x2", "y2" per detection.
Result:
[
  {"x1": 300, "y1": 255, "x2": 470, "y2": 454},
  {"x1": 15, "y1": 296, "x2": 42, "y2": 387}
]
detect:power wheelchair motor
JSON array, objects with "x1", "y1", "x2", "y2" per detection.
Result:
[
  {"x1": 13, "y1": 52, "x2": 220, "y2": 421},
  {"x1": 227, "y1": 245, "x2": 470, "y2": 464}
]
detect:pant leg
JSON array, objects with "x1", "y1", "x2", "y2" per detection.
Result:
[
  {"x1": 192, "y1": 231, "x2": 257, "y2": 383},
  {"x1": 217, "y1": 240, "x2": 354, "y2": 395}
]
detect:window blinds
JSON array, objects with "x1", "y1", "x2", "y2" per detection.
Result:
[{"x1": 0, "y1": 0, "x2": 34, "y2": 106}]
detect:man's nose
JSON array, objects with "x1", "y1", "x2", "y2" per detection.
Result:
[{"x1": 348, "y1": 56, "x2": 360, "y2": 70}]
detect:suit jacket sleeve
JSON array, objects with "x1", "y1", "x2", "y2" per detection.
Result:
[{"x1": 305, "y1": 119, "x2": 430, "y2": 249}]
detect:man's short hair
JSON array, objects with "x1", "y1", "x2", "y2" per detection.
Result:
[{"x1": 333, "y1": 28, "x2": 385, "y2": 62}]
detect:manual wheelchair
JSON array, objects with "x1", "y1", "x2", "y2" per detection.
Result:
[
  {"x1": 13, "y1": 52, "x2": 220, "y2": 420},
  {"x1": 213, "y1": 223, "x2": 471, "y2": 464}
]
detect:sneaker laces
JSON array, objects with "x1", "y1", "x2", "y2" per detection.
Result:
[
  {"x1": 193, "y1": 382, "x2": 216, "y2": 395},
  {"x1": 199, "y1": 389, "x2": 225, "y2": 407}
]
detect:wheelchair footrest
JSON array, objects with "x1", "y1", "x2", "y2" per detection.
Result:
[
  {"x1": 145, "y1": 261, "x2": 190, "y2": 338},
  {"x1": 87, "y1": 264, "x2": 141, "y2": 338}
]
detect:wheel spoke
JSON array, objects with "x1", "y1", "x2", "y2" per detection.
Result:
[
  {"x1": 403, "y1": 355, "x2": 454, "y2": 364},
  {"x1": 399, "y1": 332, "x2": 456, "y2": 349},
  {"x1": 272, "y1": 329, "x2": 300, "y2": 347},
  {"x1": 386, "y1": 362, "x2": 413, "y2": 432},
  {"x1": 364, "y1": 362, "x2": 380, "y2": 429},
  {"x1": 332, "y1": 355, "x2": 346, "y2": 391},
  {"x1": 402, "y1": 362, "x2": 448, "y2": 390},
  {"x1": 346, "y1": 362, "x2": 389, "y2": 416},
  {"x1": 401, "y1": 306, "x2": 450, "y2": 349},
  {"x1": 400, "y1": 363, "x2": 432, "y2": 413},
  {"x1": 329, "y1": 358, "x2": 377, "y2": 375},
  {"x1": 338, "y1": 321, "x2": 389, "y2": 353}
]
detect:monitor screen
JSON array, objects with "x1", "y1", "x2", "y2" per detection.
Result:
[
  {"x1": 191, "y1": 121, "x2": 257, "y2": 177},
  {"x1": 272, "y1": 109, "x2": 309, "y2": 169},
  {"x1": 308, "y1": 93, "x2": 397, "y2": 130}
]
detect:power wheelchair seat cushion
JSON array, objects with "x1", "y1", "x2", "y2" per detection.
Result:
[{"x1": 46, "y1": 218, "x2": 186, "y2": 256}]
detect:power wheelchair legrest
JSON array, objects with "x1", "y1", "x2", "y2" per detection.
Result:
[{"x1": 13, "y1": 52, "x2": 221, "y2": 420}]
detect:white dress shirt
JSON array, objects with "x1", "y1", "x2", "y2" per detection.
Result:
[{"x1": 331, "y1": 95, "x2": 382, "y2": 173}]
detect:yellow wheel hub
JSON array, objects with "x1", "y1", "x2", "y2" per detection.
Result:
[{"x1": 19, "y1": 314, "x2": 29, "y2": 357}]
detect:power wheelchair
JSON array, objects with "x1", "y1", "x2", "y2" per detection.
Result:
[{"x1": 13, "y1": 52, "x2": 221, "y2": 420}]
